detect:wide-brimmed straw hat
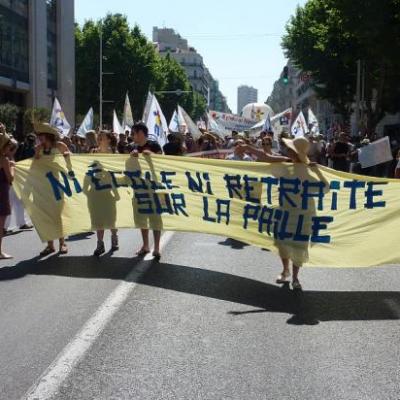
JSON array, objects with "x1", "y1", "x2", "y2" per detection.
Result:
[
  {"x1": 33, "y1": 122, "x2": 59, "y2": 137},
  {"x1": 0, "y1": 133, "x2": 11, "y2": 151},
  {"x1": 282, "y1": 137, "x2": 310, "y2": 164}
]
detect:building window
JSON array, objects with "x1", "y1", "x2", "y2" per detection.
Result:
[
  {"x1": 0, "y1": 0, "x2": 29, "y2": 82},
  {"x1": 47, "y1": 0, "x2": 57, "y2": 89}
]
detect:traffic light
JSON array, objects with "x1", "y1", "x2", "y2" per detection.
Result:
[{"x1": 282, "y1": 66, "x2": 289, "y2": 85}]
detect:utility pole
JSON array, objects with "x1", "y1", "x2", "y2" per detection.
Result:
[
  {"x1": 99, "y1": 20, "x2": 114, "y2": 129},
  {"x1": 360, "y1": 60, "x2": 366, "y2": 133},
  {"x1": 99, "y1": 20, "x2": 103, "y2": 129},
  {"x1": 355, "y1": 59, "x2": 361, "y2": 135}
]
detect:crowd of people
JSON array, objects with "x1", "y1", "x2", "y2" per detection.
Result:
[{"x1": 0, "y1": 119, "x2": 397, "y2": 290}]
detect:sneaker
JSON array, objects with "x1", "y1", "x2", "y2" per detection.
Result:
[
  {"x1": 292, "y1": 280, "x2": 303, "y2": 291},
  {"x1": 111, "y1": 234, "x2": 119, "y2": 251},
  {"x1": 93, "y1": 241, "x2": 105, "y2": 257}
]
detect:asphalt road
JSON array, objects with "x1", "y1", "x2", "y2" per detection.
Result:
[{"x1": 0, "y1": 227, "x2": 399, "y2": 400}]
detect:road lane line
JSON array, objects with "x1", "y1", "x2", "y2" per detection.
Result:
[{"x1": 22, "y1": 231, "x2": 175, "y2": 400}]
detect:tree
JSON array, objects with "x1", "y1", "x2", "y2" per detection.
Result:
[
  {"x1": 75, "y1": 14, "x2": 206, "y2": 126},
  {"x1": 155, "y1": 54, "x2": 194, "y2": 121},
  {"x1": 282, "y1": 0, "x2": 400, "y2": 130},
  {"x1": 0, "y1": 103, "x2": 19, "y2": 132}
]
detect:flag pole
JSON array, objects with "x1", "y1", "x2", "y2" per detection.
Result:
[{"x1": 99, "y1": 20, "x2": 103, "y2": 129}]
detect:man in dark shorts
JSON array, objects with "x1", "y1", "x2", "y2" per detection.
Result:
[{"x1": 130, "y1": 122, "x2": 163, "y2": 260}]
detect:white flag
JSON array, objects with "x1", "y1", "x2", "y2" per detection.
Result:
[
  {"x1": 178, "y1": 105, "x2": 202, "y2": 140},
  {"x1": 144, "y1": 94, "x2": 168, "y2": 147},
  {"x1": 122, "y1": 92, "x2": 134, "y2": 130},
  {"x1": 291, "y1": 111, "x2": 309, "y2": 138},
  {"x1": 50, "y1": 97, "x2": 71, "y2": 137},
  {"x1": 308, "y1": 108, "x2": 320, "y2": 135},
  {"x1": 113, "y1": 110, "x2": 124, "y2": 135},
  {"x1": 169, "y1": 110, "x2": 184, "y2": 133},
  {"x1": 76, "y1": 107, "x2": 93, "y2": 138},
  {"x1": 142, "y1": 91, "x2": 153, "y2": 122},
  {"x1": 262, "y1": 113, "x2": 273, "y2": 133},
  {"x1": 207, "y1": 112, "x2": 226, "y2": 138}
]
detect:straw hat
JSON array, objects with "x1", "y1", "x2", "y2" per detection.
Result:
[
  {"x1": 282, "y1": 137, "x2": 310, "y2": 164},
  {"x1": 33, "y1": 122, "x2": 59, "y2": 137},
  {"x1": 0, "y1": 133, "x2": 11, "y2": 152}
]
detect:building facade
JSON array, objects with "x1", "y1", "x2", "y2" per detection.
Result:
[
  {"x1": 0, "y1": 0, "x2": 75, "y2": 126},
  {"x1": 267, "y1": 61, "x2": 340, "y2": 133},
  {"x1": 153, "y1": 27, "x2": 209, "y2": 101},
  {"x1": 237, "y1": 85, "x2": 258, "y2": 115},
  {"x1": 153, "y1": 27, "x2": 230, "y2": 112}
]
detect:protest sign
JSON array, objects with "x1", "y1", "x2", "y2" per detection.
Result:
[
  {"x1": 13, "y1": 154, "x2": 400, "y2": 267},
  {"x1": 209, "y1": 110, "x2": 257, "y2": 131},
  {"x1": 358, "y1": 137, "x2": 393, "y2": 168}
]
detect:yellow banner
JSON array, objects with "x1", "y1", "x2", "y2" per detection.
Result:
[{"x1": 13, "y1": 154, "x2": 400, "y2": 267}]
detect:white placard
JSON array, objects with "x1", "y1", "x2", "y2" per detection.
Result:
[{"x1": 358, "y1": 137, "x2": 393, "y2": 168}]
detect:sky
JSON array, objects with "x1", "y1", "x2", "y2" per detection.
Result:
[{"x1": 75, "y1": 0, "x2": 307, "y2": 114}]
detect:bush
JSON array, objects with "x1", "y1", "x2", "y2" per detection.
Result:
[
  {"x1": 23, "y1": 107, "x2": 51, "y2": 135},
  {"x1": 0, "y1": 103, "x2": 20, "y2": 132}
]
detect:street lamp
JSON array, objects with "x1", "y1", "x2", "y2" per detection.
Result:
[{"x1": 99, "y1": 20, "x2": 114, "y2": 128}]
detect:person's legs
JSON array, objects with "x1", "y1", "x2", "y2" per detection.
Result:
[
  {"x1": 97, "y1": 230, "x2": 105, "y2": 242},
  {"x1": 136, "y1": 229, "x2": 150, "y2": 255},
  {"x1": 59, "y1": 238, "x2": 68, "y2": 254},
  {"x1": 0, "y1": 215, "x2": 12, "y2": 258},
  {"x1": 4, "y1": 214, "x2": 11, "y2": 230},
  {"x1": 276, "y1": 257, "x2": 291, "y2": 283},
  {"x1": 153, "y1": 230, "x2": 161, "y2": 256},
  {"x1": 94, "y1": 230, "x2": 105, "y2": 256},
  {"x1": 111, "y1": 229, "x2": 119, "y2": 251},
  {"x1": 4, "y1": 188, "x2": 14, "y2": 231},
  {"x1": 14, "y1": 195, "x2": 28, "y2": 227},
  {"x1": 292, "y1": 264, "x2": 302, "y2": 290}
]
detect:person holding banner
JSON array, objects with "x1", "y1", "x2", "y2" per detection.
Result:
[
  {"x1": 85, "y1": 131, "x2": 120, "y2": 256},
  {"x1": 34, "y1": 123, "x2": 70, "y2": 256},
  {"x1": 240, "y1": 142, "x2": 290, "y2": 163},
  {"x1": 0, "y1": 133, "x2": 15, "y2": 259},
  {"x1": 276, "y1": 137, "x2": 328, "y2": 290},
  {"x1": 130, "y1": 122, "x2": 163, "y2": 260}
]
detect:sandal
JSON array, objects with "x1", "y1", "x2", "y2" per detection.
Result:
[
  {"x1": 93, "y1": 241, "x2": 105, "y2": 257},
  {"x1": 59, "y1": 244, "x2": 68, "y2": 255},
  {"x1": 19, "y1": 224, "x2": 33, "y2": 230},
  {"x1": 152, "y1": 252, "x2": 161, "y2": 261},
  {"x1": 136, "y1": 248, "x2": 150, "y2": 257},
  {"x1": 276, "y1": 272, "x2": 291, "y2": 284},
  {"x1": 40, "y1": 246, "x2": 56, "y2": 257},
  {"x1": 292, "y1": 280, "x2": 303, "y2": 291}
]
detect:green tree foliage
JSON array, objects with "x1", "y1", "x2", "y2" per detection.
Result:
[
  {"x1": 76, "y1": 14, "x2": 206, "y2": 125},
  {"x1": 0, "y1": 103, "x2": 19, "y2": 132},
  {"x1": 282, "y1": 0, "x2": 400, "y2": 128},
  {"x1": 23, "y1": 107, "x2": 51, "y2": 134}
]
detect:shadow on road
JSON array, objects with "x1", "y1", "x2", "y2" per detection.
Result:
[
  {"x1": 0, "y1": 256, "x2": 399, "y2": 325},
  {"x1": 218, "y1": 238, "x2": 250, "y2": 250}
]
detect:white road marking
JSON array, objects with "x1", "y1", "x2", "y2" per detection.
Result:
[{"x1": 22, "y1": 231, "x2": 175, "y2": 400}]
